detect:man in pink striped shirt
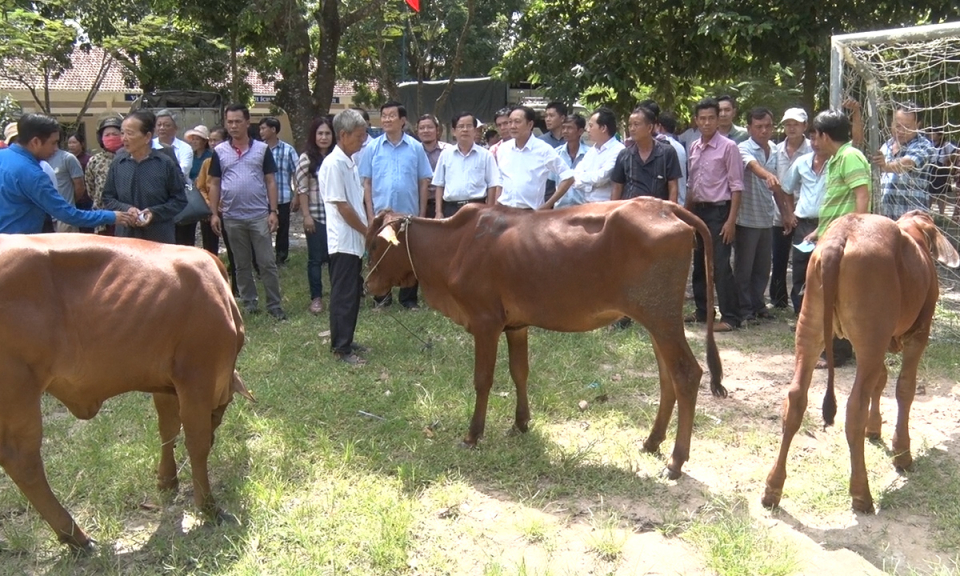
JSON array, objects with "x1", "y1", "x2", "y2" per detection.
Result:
[{"x1": 685, "y1": 98, "x2": 744, "y2": 331}]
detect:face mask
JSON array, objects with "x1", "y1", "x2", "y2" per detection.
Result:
[{"x1": 102, "y1": 134, "x2": 123, "y2": 153}]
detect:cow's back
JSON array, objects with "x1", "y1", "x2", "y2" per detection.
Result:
[
  {"x1": 0, "y1": 234, "x2": 243, "y2": 404},
  {"x1": 437, "y1": 200, "x2": 696, "y2": 330},
  {"x1": 810, "y1": 215, "x2": 935, "y2": 340}
]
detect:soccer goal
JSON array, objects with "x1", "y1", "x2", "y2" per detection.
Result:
[{"x1": 831, "y1": 22, "x2": 960, "y2": 339}]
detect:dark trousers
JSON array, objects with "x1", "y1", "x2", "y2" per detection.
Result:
[
  {"x1": 769, "y1": 225, "x2": 793, "y2": 308},
  {"x1": 219, "y1": 215, "x2": 239, "y2": 295},
  {"x1": 329, "y1": 253, "x2": 363, "y2": 355},
  {"x1": 692, "y1": 202, "x2": 740, "y2": 326},
  {"x1": 790, "y1": 217, "x2": 818, "y2": 314},
  {"x1": 441, "y1": 198, "x2": 486, "y2": 218},
  {"x1": 374, "y1": 286, "x2": 419, "y2": 308},
  {"x1": 200, "y1": 219, "x2": 219, "y2": 255},
  {"x1": 734, "y1": 225, "x2": 772, "y2": 320},
  {"x1": 425, "y1": 198, "x2": 438, "y2": 219},
  {"x1": 306, "y1": 227, "x2": 330, "y2": 300},
  {"x1": 275, "y1": 202, "x2": 291, "y2": 264},
  {"x1": 175, "y1": 222, "x2": 197, "y2": 247}
]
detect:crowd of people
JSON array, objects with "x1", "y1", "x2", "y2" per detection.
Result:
[{"x1": 0, "y1": 93, "x2": 955, "y2": 366}]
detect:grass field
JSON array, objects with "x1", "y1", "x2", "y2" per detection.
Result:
[{"x1": 2, "y1": 247, "x2": 960, "y2": 575}]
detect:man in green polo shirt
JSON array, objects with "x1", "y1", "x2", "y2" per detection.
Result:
[
  {"x1": 805, "y1": 109, "x2": 871, "y2": 241},
  {"x1": 803, "y1": 109, "x2": 871, "y2": 368}
]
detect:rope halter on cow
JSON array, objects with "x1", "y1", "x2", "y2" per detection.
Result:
[{"x1": 365, "y1": 216, "x2": 418, "y2": 283}]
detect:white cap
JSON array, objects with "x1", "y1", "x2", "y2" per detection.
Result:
[{"x1": 781, "y1": 108, "x2": 808, "y2": 124}]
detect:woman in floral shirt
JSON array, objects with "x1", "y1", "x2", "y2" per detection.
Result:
[{"x1": 84, "y1": 116, "x2": 124, "y2": 235}]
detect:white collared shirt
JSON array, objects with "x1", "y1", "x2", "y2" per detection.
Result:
[
  {"x1": 432, "y1": 143, "x2": 500, "y2": 202},
  {"x1": 152, "y1": 137, "x2": 193, "y2": 181},
  {"x1": 318, "y1": 145, "x2": 368, "y2": 257},
  {"x1": 495, "y1": 136, "x2": 574, "y2": 209},
  {"x1": 574, "y1": 137, "x2": 625, "y2": 203}
]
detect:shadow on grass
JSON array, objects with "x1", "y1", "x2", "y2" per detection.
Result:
[{"x1": 763, "y1": 430, "x2": 960, "y2": 573}]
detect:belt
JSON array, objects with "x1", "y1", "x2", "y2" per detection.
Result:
[
  {"x1": 446, "y1": 198, "x2": 487, "y2": 207},
  {"x1": 692, "y1": 200, "x2": 730, "y2": 208},
  {"x1": 796, "y1": 216, "x2": 819, "y2": 223}
]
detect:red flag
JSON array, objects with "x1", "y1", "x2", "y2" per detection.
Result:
[{"x1": 405, "y1": 0, "x2": 420, "y2": 11}]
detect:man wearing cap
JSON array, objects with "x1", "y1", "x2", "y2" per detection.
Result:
[
  {"x1": 152, "y1": 109, "x2": 193, "y2": 180},
  {"x1": 0, "y1": 114, "x2": 138, "y2": 233},
  {"x1": 768, "y1": 108, "x2": 810, "y2": 309}
]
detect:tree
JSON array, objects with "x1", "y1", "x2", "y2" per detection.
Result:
[{"x1": 0, "y1": 6, "x2": 116, "y2": 128}]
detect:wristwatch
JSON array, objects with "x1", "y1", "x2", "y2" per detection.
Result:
[{"x1": 269, "y1": 209, "x2": 278, "y2": 214}]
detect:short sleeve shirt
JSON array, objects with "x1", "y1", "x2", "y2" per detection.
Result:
[
  {"x1": 319, "y1": 146, "x2": 367, "y2": 257},
  {"x1": 359, "y1": 133, "x2": 433, "y2": 215},
  {"x1": 818, "y1": 142, "x2": 872, "y2": 237},
  {"x1": 737, "y1": 138, "x2": 777, "y2": 228},
  {"x1": 610, "y1": 140, "x2": 681, "y2": 201}
]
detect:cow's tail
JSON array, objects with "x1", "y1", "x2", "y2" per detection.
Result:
[
  {"x1": 819, "y1": 240, "x2": 844, "y2": 427},
  {"x1": 674, "y1": 205, "x2": 725, "y2": 398}
]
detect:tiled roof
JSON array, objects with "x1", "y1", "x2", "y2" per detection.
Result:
[
  {"x1": 0, "y1": 46, "x2": 129, "y2": 92},
  {"x1": 0, "y1": 45, "x2": 367, "y2": 99}
]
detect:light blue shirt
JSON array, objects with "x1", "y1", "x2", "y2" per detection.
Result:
[
  {"x1": 662, "y1": 134, "x2": 687, "y2": 205},
  {"x1": 737, "y1": 137, "x2": 777, "y2": 228},
  {"x1": 782, "y1": 151, "x2": 826, "y2": 219},
  {"x1": 359, "y1": 132, "x2": 433, "y2": 215}
]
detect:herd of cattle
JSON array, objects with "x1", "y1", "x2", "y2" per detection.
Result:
[{"x1": 0, "y1": 197, "x2": 957, "y2": 551}]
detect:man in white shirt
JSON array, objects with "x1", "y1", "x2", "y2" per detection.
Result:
[
  {"x1": 152, "y1": 109, "x2": 193, "y2": 180},
  {"x1": 433, "y1": 112, "x2": 500, "y2": 218},
  {"x1": 495, "y1": 106, "x2": 574, "y2": 210},
  {"x1": 575, "y1": 107, "x2": 624, "y2": 203},
  {"x1": 318, "y1": 109, "x2": 370, "y2": 366},
  {"x1": 770, "y1": 107, "x2": 811, "y2": 309}
]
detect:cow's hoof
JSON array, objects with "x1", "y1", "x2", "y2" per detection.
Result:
[
  {"x1": 512, "y1": 421, "x2": 529, "y2": 434},
  {"x1": 866, "y1": 431, "x2": 882, "y2": 442},
  {"x1": 642, "y1": 439, "x2": 661, "y2": 454},
  {"x1": 852, "y1": 497, "x2": 875, "y2": 514},
  {"x1": 216, "y1": 510, "x2": 239, "y2": 525},
  {"x1": 67, "y1": 539, "x2": 98, "y2": 556},
  {"x1": 458, "y1": 440, "x2": 479, "y2": 450},
  {"x1": 761, "y1": 489, "x2": 781, "y2": 509},
  {"x1": 659, "y1": 466, "x2": 681, "y2": 480},
  {"x1": 157, "y1": 478, "x2": 180, "y2": 492}
]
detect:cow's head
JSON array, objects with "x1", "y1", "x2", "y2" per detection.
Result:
[
  {"x1": 365, "y1": 210, "x2": 417, "y2": 296},
  {"x1": 898, "y1": 210, "x2": 960, "y2": 268}
]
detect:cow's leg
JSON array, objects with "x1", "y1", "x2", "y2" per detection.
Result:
[
  {"x1": 505, "y1": 328, "x2": 530, "y2": 434},
  {"x1": 177, "y1": 395, "x2": 232, "y2": 524},
  {"x1": 891, "y1": 333, "x2": 927, "y2": 472},
  {"x1": 865, "y1": 368, "x2": 887, "y2": 441},
  {"x1": 762, "y1": 312, "x2": 823, "y2": 508},
  {"x1": 646, "y1": 330, "x2": 703, "y2": 480},
  {"x1": 463, "y1": 329, "x2": 500, "y2": 447},
  {"x1": 641, "y1": 336, "x2": 676, "y2": 456},
  {"x1": 153, "y1": 393, "x2": 182, "y2": 492},
  {"x1": 846, "y1": 353, "x2": 887, "y2": 514},
  {"x1": 0, "y1": 388, "x2": 92, "y2": 551}
]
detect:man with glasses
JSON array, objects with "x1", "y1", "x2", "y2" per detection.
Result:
[{"x1": 433, "y1": 112, "x2": 500, "y2": 218}]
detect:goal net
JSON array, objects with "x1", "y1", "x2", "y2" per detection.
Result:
[{"x1": 831, "y1": 22, "x2": 960, "y2": 340}]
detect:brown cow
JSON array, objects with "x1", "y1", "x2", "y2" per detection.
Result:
[
  {"x1": 0, "y1": 234, "x2": 251, "y2": 551},
  {"x1": 762, "y1": 211, "x2": 959, "y2": 513},
  {"x1": 365, "y1": 199, "x2": 724, "y2": 479}
]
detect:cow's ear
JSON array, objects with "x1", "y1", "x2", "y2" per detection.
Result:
[
  {"x1": 933, "y1": 230, "x2": 960, "y2": 268},
  {"x1": 378, "y1": 223, "x2": 400, "y2": 245}
]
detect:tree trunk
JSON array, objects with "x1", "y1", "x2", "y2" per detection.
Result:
[
  {"x1": 273, "y1": 0, "x2": 317, "y2": 151},
  {"x1": 70, "y1": 53, "x2": 114, "y2": 127},
  {"x1": 433, "y1": 0, "x2": 475, "y2": 119}
]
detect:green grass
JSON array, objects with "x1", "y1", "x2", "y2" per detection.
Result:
[
  {"x1": 2, "y1": 247, "x2": 960, "y2": 575},
  {"x1": 682, "y1": 496, "x2": 797, "y2": 576}
]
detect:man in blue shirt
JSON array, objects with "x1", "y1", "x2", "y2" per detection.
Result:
[
  {"x1": 360, "y1": 100, "x2": 432, "y2": 310},
  {"x1": 0, "y1": 114, "x2": 137, "y2": 234}
]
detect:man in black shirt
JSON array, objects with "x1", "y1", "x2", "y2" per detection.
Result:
[{"x1": 611, "y1": 106, "x2": 681, "y2": 202}]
